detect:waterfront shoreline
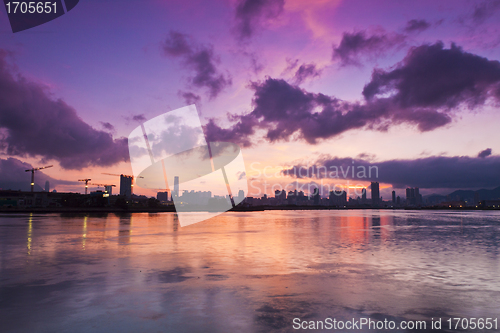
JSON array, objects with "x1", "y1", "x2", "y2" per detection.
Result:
[{"x1": 0, "y1": 205, "x2": 498, "y2": 214}]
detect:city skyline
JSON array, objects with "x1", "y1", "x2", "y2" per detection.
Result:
[{"x1": 1, "y1": 1, "x2": 500, "y2": 199}]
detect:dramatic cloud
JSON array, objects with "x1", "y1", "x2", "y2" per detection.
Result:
[
  {"x1": 206, "y1": 42, "x2": 500, "y2": 147},
  {"x1": 478, "y1": 148, "x2": 492, "y2": 158},
  {"x1": 162, "y1": 31, "x2": 231, "y2": 98},
  {"x1": 404, "y1": 19, "x2": 431, "y2": 33},
  {"x1": 204, "y1": 115, "x2": 257, "y2": 148},
  {"x1": 281, "y1": 154, "x2": 500, "y2": 189},
  {"x1": 332, "y1": 30, "x2": 406, "y2": 66},
  {"x1": 205, "y1": 77, "x2": 450, "y2": 145},
  {"x1": 362, "y1": 42, "x2": 500, "y2": 109},
  {"x1": 0, "y1": 157, "x2": 77, "y2": 191},
  {"x1": 234, "y1": 0, "x2": 285, "y2": 40},
  {"x1": 0, "y1": 51, "x2": 129, "y2": 170}
]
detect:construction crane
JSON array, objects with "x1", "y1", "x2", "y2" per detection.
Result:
[
  {"x1": 90, "y1": 183, "x2": 116, "y2": 195},
  {"x1": 25, "y1": 165, "x2": 53, "y2": 192},
  {"x1": 78, "y1": 179, "x2": 92, "y2": 195},
  {"x1": 101, "y1": 173, "x2": 143, "y2": 196}
]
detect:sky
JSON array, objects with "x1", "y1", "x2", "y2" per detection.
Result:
[{"x1": 1, "y1": 0, "x2": 500, "y2": 199}]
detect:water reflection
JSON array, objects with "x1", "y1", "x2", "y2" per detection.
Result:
[
  {"x1": 82, "y1": 215, "x2": 87, "y2": 250},
  {"x1": 1, "y1": 210, "x2": 499, "y2": 332},
  {"x1": 27, "y1": 213, "x2": 32, "y2": 255},
  {"x1": 118, "y1": 214, "x2": 133, "y2": 244}
]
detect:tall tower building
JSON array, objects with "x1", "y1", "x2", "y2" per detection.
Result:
[
  {"x1": 45, "y1": 180, "x2": 50, "y2": 192},
  {"x1": 237, "y1": 190, "x2": 245, "y2": 202},
  {"x1": 362, "y1": 188, "x2": 367, "y2": 202},
  {"x1": 371, "y1": 182, "x2": 380, "y2": 206},
  {"x1": 392, "y1": 190, "x2": 396, "y2": 203},
  {"x1": 173, "y1": 176, "x2": 180, "y2": 198},
  {"x1": 120, "y1": 175, "x2": 133, "y2": 199}
]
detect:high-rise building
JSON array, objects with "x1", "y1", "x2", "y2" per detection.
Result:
[
  {"x1": 157, "y1": 191, "x2": 169, "y2": 202},
  {"x1": 237, "y1": 190, "x2": 245, "y2": 202},
  {"x1": 120, "y1": 175, "x2": 133, "y2": 199},
  {"x1": 371, "y1": 182, "x2": 380, "y2": 206},
  {"x1": 173, "y1": 176, "x2": 180, "y2": 198},
  {"x1": 362, "y1": 188, "x2": 367, "y2": 202},
  {"x1": 392, "y1": 190, "x2": 396, "y2": 203},
  {"x1": 45, "y1": 180, "x2": 50, "y2": 192},
  {"x1": 105, "y1": 185, "x2": 113, "y2": 196},
  {"x1": 329, "y1": 190, "x2": 347, "y2": 206},
  {"x1": 312, "y1": 188, "x2": 320, "y2": 205},
  {"x1": 405, "y1": 187, "x2": 421, "y2": 206}
]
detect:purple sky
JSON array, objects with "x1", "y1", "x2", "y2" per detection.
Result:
[{"x1": 1, "y1": 0, "x2": 500, "y2": 198}]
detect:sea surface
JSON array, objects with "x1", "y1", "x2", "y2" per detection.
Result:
[{"x1": 0, "y1": 210, "x2": 499, "y2": 332}]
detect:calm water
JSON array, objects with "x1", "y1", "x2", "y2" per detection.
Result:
[{"x1": 0, "y1": 210, "x2": 499, "y2": 332}]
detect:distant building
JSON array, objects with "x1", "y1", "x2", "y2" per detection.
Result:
[
  {"x1": 274, "y1": 189, "x2": 286, "y2": 204},
  {"x1": 362, "y1": 188, "x2": 367, "y2": 202},
  {"x1": 120, "y1": 175, "x2": 133, "y2": 199},
  {"x1": 104, "y1": 185, "x2": 113, "y2": 196},
  {"x1": 179, "y1": 190, "x2": 212, "y2": 205},
  {"x1": 237, "y1": 190, "x2": 245, "y2": 203},
  {"x1": 312, "y1": 188, "x2": 320, "y2": 205},
  {"x1": 478, "y1": 200, "x2": 500, "y2": 208},
  {"x1": 405, "y1": 187, "x2": 422, "y2": 206},
  {"x1": 173, "y1": 176, "x2": 180, "y2": 198},
  {"x1": 329, "y1": 190, "x2": 347, "y2": 207},
  {"x1": 157, "y1": 191, "x2": 169, "y2": 202},
  {"x1": 45, "y1": 181, "x2": 50, "y2": 192},
  {"x1": 371, "y1": 182, "x2": 380, "y2": 206},
  {"x1": 392, "y1": 190, "x2": 396, "y2": 203}
]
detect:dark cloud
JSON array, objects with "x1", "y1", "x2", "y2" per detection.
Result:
[
  {"x1": 332, "y1": 30, "x2": 406, "y2": 67},
  {"x1": 206, "y1": 42, "x2": 500, "y2": 146},
  {"x1": 132, "y1": 114, "x2": 146, "y2": 122},
  {"x1": 281, "y1": 154, "x2": 500, "y2": 189},
  {"x1": 162, "y1": 31, "x2": 231, "y2": 99},
  {"x1": 205, "y1": 77, "x2": 451, "y2": 145},
  {"x1": 404, "y1": 19, "x2": 431, "y2": 33},
  {"x1": 283, "y1": 59, "x2": 322, "y2": 84},
  {"x1": 0, "y1": 157, "x2": 77, "y2": 191},
  {"x1": 472, "y1": 0, "x2": 500, "y2": 24},
  {"x1": 0, "y1": 51, "x2": 129, "y2": 170},
  {"x1": 204, "y1": 115, "x2": 256, "y2": 148},
  {"x1": 362, "y1": 42, "x2": 500, "y2": 109},
  {"x1": 478, "y1": 148, "x2": 492, "y2": 158},
  {"x1": 178, "y1": 91, "x2": 201, "y2": 106},
  {"x1": 292, "y1": 63, "x2": 322, "y2": 84},
  {"x1": 100, "y1": 122, "x2": 115, "y2": 131},
  {"x1": 234, "y1": 0, "x2": 285, "y2": 40}
]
